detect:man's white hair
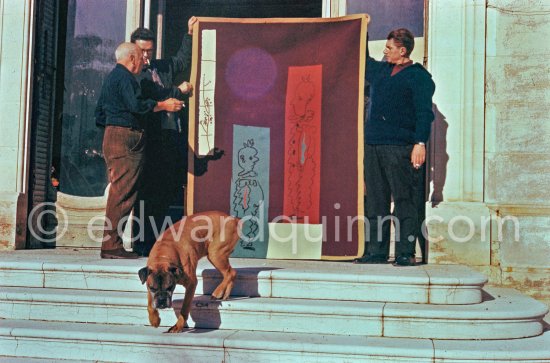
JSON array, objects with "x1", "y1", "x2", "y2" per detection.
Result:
[{"x1": 115, "y1": 42, "x2": 139, "y2": 62}]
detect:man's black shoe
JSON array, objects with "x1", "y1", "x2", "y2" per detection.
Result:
[
  {"x1": 393, "y1": 255, "x2": 416, "y2": 267},
  {"x1": 100, "y1": 248, "x2": 139, "y2": 259},
  {"x1": 353, "y1": 255, "x2": 388, "y2": 264}
]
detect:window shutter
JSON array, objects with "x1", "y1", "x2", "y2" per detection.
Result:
[{"x1": 27, "y1": 0, "x2": 60, "y2": 248}]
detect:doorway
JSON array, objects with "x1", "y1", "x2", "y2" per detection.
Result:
[
  {"x1": 27, "y1": 0, "x2": 140, "y2": 248},
  {"x1": 146, "y1": 0, "x2": 322, "y2": 220}
]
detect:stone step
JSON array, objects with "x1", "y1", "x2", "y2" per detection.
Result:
[
  {"x1": 0, "y1": 250, "x2": 487, "y2": 304},
  {"x1": 0, "y1": 358, "x2": 93, "y2": 363},
  {"x1": 0, "y1": 286, "x2": 546, "y2": 340},
  {"x1": 0, "y1": 319, "x2": 548, "y2": 363}
]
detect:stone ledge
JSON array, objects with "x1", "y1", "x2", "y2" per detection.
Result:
[
  {"x1": 0, "y1": 319, "x2": 549, "y2": 362},
  {"x1": 0, "y1": 286, "x2": 545, "y2": 340},
  {"x1": 487, "y1": 204, "x2": 550, "y2": 216},
  {"x1": 0, "y1": 249, "x2": 487, "y2": 304}
]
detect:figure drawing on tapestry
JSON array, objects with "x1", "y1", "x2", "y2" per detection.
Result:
[
  {"x1": 232, "y1": 139, "x2": 265, "y2": 250},
  {"x1": 199, "y1": 76, "x2": 214, "y2": 153},
  {"x1": 286, "y1": 74, "x2": 318, "y2": 222}
]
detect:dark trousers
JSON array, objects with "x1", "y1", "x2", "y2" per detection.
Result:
[
  {"x1": 364, "y1": 144, "x2": 421, "y2": 258},
  {"x1": 137, "y1": 129, "x2": 186, "y2": 250},
  {"x1": 102, "y1": 126, "x2": 146, "y2": 251}
]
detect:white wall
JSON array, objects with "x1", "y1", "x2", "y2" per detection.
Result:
[{"x1": 0, "y1": 0, "x2": 34, "y2": 249}]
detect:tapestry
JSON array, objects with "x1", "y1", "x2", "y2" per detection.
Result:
[{"x1": 187, "y1": 15, "x2": 368, "y2": 260}]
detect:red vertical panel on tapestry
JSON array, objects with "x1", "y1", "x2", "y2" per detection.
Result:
[{"x1": 283, "y1": 65, "x2": 322, "y2": 224}]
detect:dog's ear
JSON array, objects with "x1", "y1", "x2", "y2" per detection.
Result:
[
  {"x1": 168, "y1": 265, "x2": 183, "y2": 278},
  {"x1": 138, "y1": 267, "x2": 150, "y2": 284}
]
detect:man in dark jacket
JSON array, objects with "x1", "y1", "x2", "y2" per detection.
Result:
[
  {"x1": 354, "y1": 28, "x2": 435, "y2": 266},
  {"x1": 95, "y1": 42, "x2": 184, "y2": 259},
  {"x1": 130, "y1": 17, "x2": 196, "y2": 256}
]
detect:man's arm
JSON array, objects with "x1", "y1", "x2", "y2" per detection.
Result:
[
  {"x1": 154, "y1": 98, "x2": 184, "y2": 112},
  {"x1": 365, "y1": 33, "x2": 384, "y2": 82},
  {"x1": 140, "y1": 76, "x2": 181, "y2": 101},
  {"x1": 120, "y1": 76, "x2": 183, "y2": 114},
  {"x1": 412, "y1": 73, "x2": 436, "y2": 144},
  {"x1": 168, "y1": 17, "x2": 197, "y2": 77},
  {"x1": 140, "y1": 76, "x2": 192, "y2": 105},
  {"x1": 410, "y1": 71, "x2": 436, "y2": 168},
  {"x1": 162, "y1": 81, "x2": 193, "y2": 100}
]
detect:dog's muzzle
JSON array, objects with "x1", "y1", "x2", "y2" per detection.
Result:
[{"x1": 153, "y1": 291, "x2": 173, "y2": 309}]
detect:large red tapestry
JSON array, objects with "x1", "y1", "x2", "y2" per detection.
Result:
[{"x1": 188, "y1": 15, "x2": 368, "y2": 260}]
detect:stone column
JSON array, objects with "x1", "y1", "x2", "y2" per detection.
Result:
[
  {"x1": 427, "y1": 0, "x2": 550, "y2": 305},
  {"x1": 425, "y1": 0, "x2": 491, "y2": 265},
  {"x1": 0, "y1": 0, "x2": 35, "y2": 250}
]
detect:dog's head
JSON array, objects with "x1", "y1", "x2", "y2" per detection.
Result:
[{"x1": 138, "y1": 264, "x2": 182, "y2": 309}]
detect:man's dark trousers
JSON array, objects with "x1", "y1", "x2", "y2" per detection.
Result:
[
  {"x1": 102, "y1": 126, "x2": 146, "y2": 251},
  {"x1": 138, "y1": 127, "x2": 186, "y2": 252},
  {"x1": 364, "y1": 144, "x2": 420, "y2": 259}
]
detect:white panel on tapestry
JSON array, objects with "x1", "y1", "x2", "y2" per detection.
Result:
[{"x1": 198, "y1": 29, "x2": 217, "y2": 156}]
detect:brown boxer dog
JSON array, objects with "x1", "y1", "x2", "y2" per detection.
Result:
[{"x1": 138, "y1": 211, "x2": 241, "y2": 333}]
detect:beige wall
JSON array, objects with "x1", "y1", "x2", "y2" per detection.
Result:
[
  {"x1": 484, "y1": 0, "x2": 550, "y2": 304},
  {"x1": 426, "y1": 0, "x2": 550, "y2": 305}
]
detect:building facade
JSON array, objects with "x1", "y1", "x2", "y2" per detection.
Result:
[{"x1": 0, "y1": 0, "x2": 548, "y2": 305}]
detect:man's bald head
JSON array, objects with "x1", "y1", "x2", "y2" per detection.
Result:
[
  {"x1": 115, "y1": 42, "x2": 143, "y2": 74},
  {"x1": 115, "y1": 42, "x2": 140, "y2": 61}
]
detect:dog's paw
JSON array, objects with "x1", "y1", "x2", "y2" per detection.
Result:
[
  {"x1": 212, "y1": 284, "x2": 233, "y2": 300},
  {"x1": 166, "y1": 325, "x2": 184, "y2": 333},
  {"x1": 210, "y1": 293, "x2": 221, "y2": 300},
  {"x1": 149, "y1": 311, "x2": 161, "y2": 328},
  {"x1": 211, "y1": 286, "x2": 225, "y2": 300},
  {"x1": 165, "y1": 316, "x2": 186, "y2": 333},
  {"x1": 221, "y1": 289, "x2": 232, "y2": 300}
]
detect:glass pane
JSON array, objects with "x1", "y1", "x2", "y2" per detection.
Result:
[
  {"x1": 346, "y1": 0, "x2": 425, "y2": 63},
  {"x1": 346, "y1": 0, "x2": 424, "y2": 40},
  {"x1": 59, "y1": 0, "x2": 127, "y2": 196}
]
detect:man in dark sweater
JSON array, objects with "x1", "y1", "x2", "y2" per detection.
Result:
[
  {"x1": 354, "y1": 28, "x2": 435, "y2": 266},
  {"x1": 95, "y1": 42, "x2": 184, "y2": 259}
]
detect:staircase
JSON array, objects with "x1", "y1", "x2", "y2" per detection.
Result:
[{"x1": 0, "y1": 249, "x2": 548, "y2": 362}]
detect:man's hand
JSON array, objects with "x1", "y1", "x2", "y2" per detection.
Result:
[
  {"x1": 411, "y1": 144, "x2": 426, "y2": 169},
  {"x1": 156, "y1": 98, "x2": 184, "y2": 112},
  {"x1": 188, "y1": 16, "x2": 198, "y2": 35},
  {"x1": 178, "y1": 81, "x2": 193, "y2": 94}
]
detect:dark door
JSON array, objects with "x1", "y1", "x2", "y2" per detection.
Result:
[{"x1": 27, "y1": 0, "x2": 65, "y2": 248}]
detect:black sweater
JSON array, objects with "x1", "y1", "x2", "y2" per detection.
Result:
[
  {"x1": 365, "y1": 56, "x2": 435, "y2": 145},
  {"x1": 95, "y1": 64, "x2": 157, "y2": 129}
]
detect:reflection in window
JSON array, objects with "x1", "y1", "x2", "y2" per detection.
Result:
[
  {"x1": 346, "y1": 0, "x2": 425, "y2": 65},
  {"x1": 346, "y1": 0, "x2": 424, "y2": 41},
  {"x1": 59, "y1": 0, "x2": 126, "y2": 196}
]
